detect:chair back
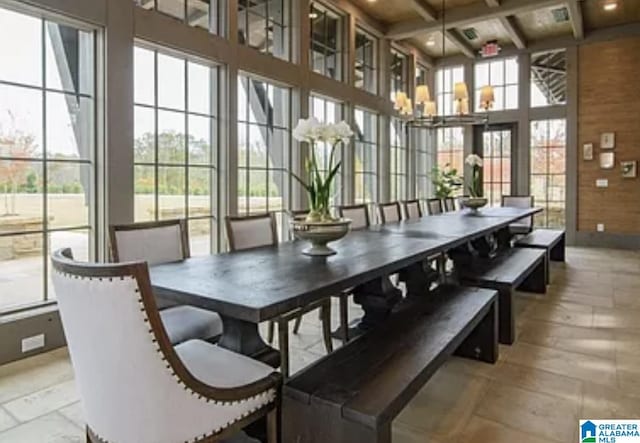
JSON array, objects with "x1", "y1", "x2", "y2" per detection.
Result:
[
  {"x1": 225, "y1": 213, "x2": 278, "y2": 251},
  {"x1": 502, "y1": 195, "x2": 535, "y2": 229},
  {"x1": 402, "y1": 200, "x2": 422, "y2": 220},
  {"x1": 109, "y1": 220, "x2": 189, "y2": 265},
  {"x1": 443, "y1": 197, "x2": 456, "y2": 212},
  {"x1": 376, "y1": 202, "x2": 402, "y2": 225},
  {"x1": 51, "y1": 249, "x2": 275, "y2": 442},
  {"x1": 337, "y1": 204, "x2": 370, "y2": 230},
  {"x1": 426, "y1": 198, "x2": 444, "y2": 215}
]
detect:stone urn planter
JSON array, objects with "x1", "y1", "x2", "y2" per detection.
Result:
[
  {"x1": 460, "y1": 197, "x2": 488, "y2": 214},
  {"x1": 291, "y1": 218, "x2": 352, "y2": 257}
]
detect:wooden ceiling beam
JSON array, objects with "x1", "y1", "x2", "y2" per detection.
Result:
[
  {"x1": 408, "y1": 0, "x2": 438, "y2": 21},
  {"x1": 387, "y1": 0, "x2": 564, "y2": 40},
  {"x1": 566, "y1": 0, "x2": 585, "y2": 40},
  {"x1": 484, "y1": 0, "x2": 527, "y2": 49},
  {"x1": 445, "y1": 29, "x2": 476, "y2": 58},
  {"x1": 499, "y1": 15, "x2": 527, "y2": 49}
]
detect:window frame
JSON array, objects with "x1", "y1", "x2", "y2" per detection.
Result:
[
  {"x1": 436, "y1": 65, "x2": 464, "y2": 116},
  {"x1": 354, "y1": 107, "x2": 378, "y2": 205},
  {"x1": 133, "y1": 43, "x2": 221, "y2": 255},
  {"x1": 390, "y1": 117, "x2": 408, "y2": 201},
  {"x1": 354, "y1": 26, "x2": 378, "y2": 94},
  {"x1": 309, "y1": 1, "x2": 344, "y2": 81},
  {"x1": 0, "y1": 5, "x2": 100, "y2": 313},
  {"x1": 237, "y1": 0, "x2": 291, "y2": 61},
  {"x1": 134, "y1": 0, "x2": 225, "y2": 36}
]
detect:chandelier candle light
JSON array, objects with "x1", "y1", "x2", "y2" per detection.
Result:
[
  {"x1": 291, "y1": 117, "x2": 355, "y2": 256},
  {"x1": 461, "y1": 154, "x2": 488, "y2": 213}
]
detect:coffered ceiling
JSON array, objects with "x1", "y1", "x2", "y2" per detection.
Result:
[{"x1": 346, "y1": 0, "x2": 640, "y2": 59}]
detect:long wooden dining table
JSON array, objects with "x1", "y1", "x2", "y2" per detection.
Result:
[{"x1": 149, "y1": 206, "x2": 541, "y2": 366}]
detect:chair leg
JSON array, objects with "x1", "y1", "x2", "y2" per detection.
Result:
[
  {"x1": 267, "y1": 406, "x2": 279, "y2": 443},
  {"x1": 277, "y1": 320, "x2": 290, "y2": 379},
  {"x1": 267, "y1": 321, "x2": 275, "y2": 344},
  {"x1": 339, "y1": 294, "x2": 350, "y2": 344},
  {"x1": 321, "y1": 301, "x2": 333, "y2": 354},
  {"x1": 292, "y1": 314, "x2": 303, "y2": 334}
]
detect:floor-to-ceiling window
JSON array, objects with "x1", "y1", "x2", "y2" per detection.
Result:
[
  {"x1": 238, "y1": 0, "x2": 289, "y2": 60},
  {"x1": 482, "y1": 128, "x2": 512, "y2": 206},
  {"x1": 355, "y1": 28, "x2": 377, "y2": 94},
  {"x1": 133, "y1": 46, "x2": 220, "y2": 255},
  {"x1": 415, "y1": 128, "x2": 433, "y2": 199},
  {"x1": 309, "y1": 2, "x2": 343, "y2": 81},
  {"x1": 531, "y1": 119, "x2": 566, "y2": 228},
  {"x1": 237, "y1": 73, "x2": 290, "y2": 225},
  {"x1": 134, "y1": 0, "x2": 224, "y2": 34},
  {"x1": 310, "y1": 94, "x2": 343, "y2": 204},
  {"x1": 0, "y1": 6, "x2": 97, "y2": 311},
  {"x1": 436, "y1": 65, "x2": 463, "y2": 116},
  {"x1": 474, "y1": 56, "x2": 519, "y2": 112},
  {"x1": 354, "y1": 108, "x2": 377, "y2": 204},
  {"x1": 390, "y1": 117, "x2": 407, "y2": 201}
]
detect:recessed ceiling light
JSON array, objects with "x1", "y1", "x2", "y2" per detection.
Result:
[
  {"x1": 603, "y1": 2, "x2": 618, "y2": 11},
  {"x1": 426, "y1": 39, "x2": 436, "y2": 47},
  {"x1": 309, "y1": 12, "x2": 318, "y2": 18}
]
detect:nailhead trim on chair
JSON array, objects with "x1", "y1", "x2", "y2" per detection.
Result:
[{"x1": 54, "y1": 270, "x2": 276, "y2": 443}]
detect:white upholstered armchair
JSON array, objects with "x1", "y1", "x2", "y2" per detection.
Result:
[{"x1": 51, "y1": 249, "x2": 281, "y2": 443}]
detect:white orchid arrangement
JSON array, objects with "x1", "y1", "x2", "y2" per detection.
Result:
[
  {"x1": 292, "y1": 117, "x2": 355, "y2": 222},
  {"x1": 465, "y1": 154, "x2": 484, "y2": 198}
]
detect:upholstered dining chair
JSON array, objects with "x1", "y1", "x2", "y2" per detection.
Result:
[
  {"x1": 402, "y1": 199, "x2": 422, "y2": 220},
  {"x1": 426, "y1": 198, "x2": 444, "y2": 215},
  {"x1": 502, "y1": 195, "x2": 535, "y2": 236},
  {"x1": 376, "y1": 202, "x2": 402, "y2": 225},
  {"x1": 51, "y1": 248, "x2": 280, "y2": 443},
  {"x1": 337, "y1": 203, "x2": 371, "y2": 230},
  {"x1": 443, "y1": 197, "x2": 456, "y2": 212},
  {"x1": 109, "y1": 220, "x2": 223, "y2": 346},
  {"x1": 225, "y1": 213, "x2": 333, "y2": 378}
]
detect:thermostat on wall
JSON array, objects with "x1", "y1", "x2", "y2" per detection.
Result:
[{"x1": 596, "y1": 179, "x2": 608, "y2": 188}]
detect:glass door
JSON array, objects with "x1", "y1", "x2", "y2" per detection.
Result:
[{"x1": 475, "y1": 125, "x2": 515, "y2": 207}]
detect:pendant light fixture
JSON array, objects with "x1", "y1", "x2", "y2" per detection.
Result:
[{"x1": 396, "y1": 0, "x2": 493, "y2": 128}]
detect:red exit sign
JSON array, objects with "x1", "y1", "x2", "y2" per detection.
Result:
[{"x1": 480, "y1": 40, "x2": 501, "y2": 58}]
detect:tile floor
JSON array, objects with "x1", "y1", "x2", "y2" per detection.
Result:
[{"x1": 1, "y1": 247, "x2": 640, "y2": 442}]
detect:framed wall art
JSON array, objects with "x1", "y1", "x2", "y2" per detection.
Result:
[
  {"x1": 583, "y1": 143, "x2": 594, "y2": 160},
  {"x1": 621, "y1": 161, "x2": 637, "y2": 178},
  {"x1": 600, "y1": 152, "x2": 615, "y2": 169},
  {"x1": 601, "y1": 132, "x2": 615, "y2": 149}
]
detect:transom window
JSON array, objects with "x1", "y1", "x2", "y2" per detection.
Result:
[
  {"x1": 531, "y1": 119, "x2": 566, "y2": 228},
  {"x1": 238, "y1": 0, "x2": 290, "y2": 61},
  {"x1": 390, "y1": 49, "x2": 407, "y2": 103},
  {"x1": 416, "y1": 66, "x2": 428, "y2": 87},
  {"x1": 436, "y1": 65, "x2": 464, "y2": 116},
  {"x1": 134, "y1": 0, "x2": 224, "y2": 35},
  {"x1": 310, "y1": 94, "x2": 344, "y2": 204},
  {"x1": 531, "y1": 49, "x2": 567, "y2": 108},
  {"x1": 355, "y1": 28, "x2": 377, "y2": 94},
  {"x1": 310, "y1": 3, "x2": 343, "y2": 81},
  {"x1": 133, "y1": 46, "x2": 220, "y2": 256},
  {"x1": 0, "y1": 6, "x2": 97, "y2": 312},
  {"x1": 354, "y1": 108, "x2": 378, "y2": 204},
  {"x1": 390, "y1": 118, "x2": 407, "y2": 201},
  {"x1": 474, "y1": 57, "x2": 519, "y2": 112},
  {"x1": 237, "y1": 74, "x2": 291, "y2": 227}
]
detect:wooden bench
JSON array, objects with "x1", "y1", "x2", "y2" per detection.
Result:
[
  {"x1": 515, "y1": 229, "x2": 566, "y2": 284},
  {"x1": 282, "y1": 285, "x2": 498, "y2": 443},
  {"x1": 456, "y1": 248, "x2": 546, "y2": 345}
]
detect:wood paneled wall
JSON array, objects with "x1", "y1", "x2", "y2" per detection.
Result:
[{"x1": 578, "y1": 36, "x2": 640, "y2": 234}]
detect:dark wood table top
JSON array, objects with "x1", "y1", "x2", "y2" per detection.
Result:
[
  {"x1": 150, "y1": 230, "x2": 456, "y2": 323},
  {"x1": 149, "y1": 207, "x2": 542, "y2": 323}
]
